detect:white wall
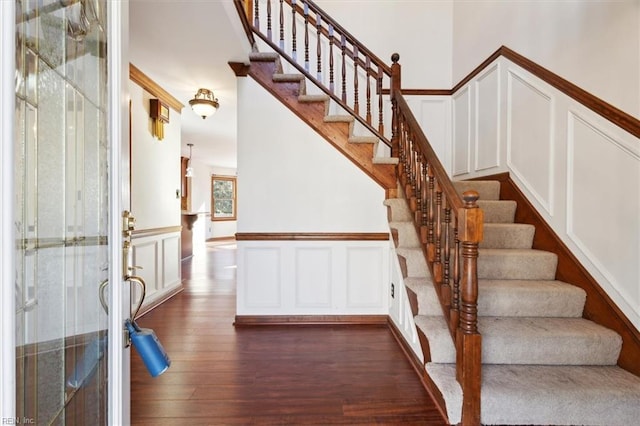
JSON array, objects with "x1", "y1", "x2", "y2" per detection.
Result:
[
  {"x1": 128, "y1": 80, "x2": 182, "y2": 307},
  {"x1": 453, "y1": 0, "x2": 640, "y2": 118},
  {"x1": 129, "y1": 81, "x2": 182, "y2": 229},
  {"x1": 314, "y1": 0, "x2": 453, "y2": 89}
]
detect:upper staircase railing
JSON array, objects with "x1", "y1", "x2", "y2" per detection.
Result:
[
  {"x1": 242, "y1": 0, "x2": 393, "y2": 146},
  {"x1": 236, "y1": 2, "x2": 483, "y2": 424}
]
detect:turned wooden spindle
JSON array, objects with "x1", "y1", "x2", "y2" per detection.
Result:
[
  {"x1": 426, "y1": 167, "x2": 435, "y2": 261},
  {"x1": 328, "y1": 24, "x2": 334, "y2": 92},
  {"x1": 303, "y1": 2, "x2": 309, "y2": 70},
  {"x1": 291, "y1": 0, "x2": 297, "y2": 61},
  {"x1": 353, "y1": 45, "x2": 359, "y2": 114},
  {"x1": 267, "y1": 0, "x2": 272, "y2": 40},
  {"x1": 254, "y1": 0, "x2": 260, "y2": 28},
  {"x1": 279, "y1": 0, "x2": 284, "y2": 49},
  {"x1": 444, "y1": 205, "x2": 452, "y2": 296},
  {"x1": 434, "y1": 186, "x2": 443, "y2": 284},
  {"x1": 341, "y1": 35, "x2": 347, "y2": 102},
  {"x1": 390, "y1": 53, "x2": 401, "y2": 158},
  {"x1": 377, "y1": 69, "x2": 384, "y2": 134},
  {"x1": 316, "y1": 14, "x2": 322, "y2": 80},
  {"x1": 366, "y1": 56, "x2": 372, "y2": 124}
]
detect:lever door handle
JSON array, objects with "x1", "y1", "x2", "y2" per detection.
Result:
[{"x1": 126, "y1": 275, "x2": 146, "y2": 321}]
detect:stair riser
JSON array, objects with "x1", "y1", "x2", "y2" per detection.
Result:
[
  {"x1": 478, "y1": 251, "x2": 558, "y2": 280},
  {"x1": 477, "y1": 200, "x2": 517, "y2": 223},
  {"x1": 453, "y1": 180, "x2": 501, "y2": 200},
  {"x1": 481, "y1": 224, "x2": 535, "y2": 249}
]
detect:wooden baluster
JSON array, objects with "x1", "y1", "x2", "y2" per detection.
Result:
[
  {"x1": 444, "y1": 205, "x2": 452, "y2": 307},
  {"x1": 353, "y1": 45, "x2": 359, "y2": 114},
  {"x1": 434, "y1": 185, "x2": 444, "y2": 285},
  {"x1": 303, "y1": 1, "x2": 309, "y2": 71},
  {"x1": 328, "y1": 24, "x2": 334, "y2": 93},
  {"x1": 456, "y1": 190, "x2": 483, "y2": 426},
  {"x1": 390, "y1": 53, "x2": 401, "y2": 159},
  {"x1": 291, "y1": 0, "x2": 297, "y2": 62},
  {"x1": 279, "y1": 0, "x2": 284, "y2": 50},
  {"x1": 377, "y1": 67, "x2": 384, "y2": 134},
  {"x1": 267, "y1": 0, "x2": 272, "y2": 40},
  {"x1": 419, "y1": 161, "x2": 429, "y2": 245},
  {"x1": 341, "y1": 35, "x2": 347, "y2": 103},
  {"x1": 452, "y1": 223, "x2": 460, "y2": 331},
  {"x1": 365, "y1": 56, "x2": 371, "y2": 125},
  {"x1": 414, "y1": 156, "x2": 423, "y2": 225},
  {"x1": 254, "y1": 0, "x2": 259, "y2": 28},
  {"x1": 316, "y1": 14, "x2": 322, "y2": 81},
  {"x1": 427, "y1": 167, "x2": 435, "y2": 262}
]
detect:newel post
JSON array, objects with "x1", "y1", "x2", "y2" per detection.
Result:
[
  {"x1": 456, "y1": 191, "x2": 483, "y2": 426},
  {"x1": 390, "y1": 53, "x2": 401, "y2": 160}
]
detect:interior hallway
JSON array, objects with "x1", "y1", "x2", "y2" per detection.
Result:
[{"x1": 130, "y1": 240, "x2": 446, "y2": 425}]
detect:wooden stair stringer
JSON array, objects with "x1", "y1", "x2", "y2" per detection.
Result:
[{"x1": 247, "y1": 58, "x2": 396, "y2": 190}]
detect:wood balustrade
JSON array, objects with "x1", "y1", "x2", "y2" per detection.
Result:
[
  {"x1": 392, "y1": 54, "x2": 483, "y2": 426},
  {"x1": 249, "y1": 0, "x2": 391, "y2": 144}
]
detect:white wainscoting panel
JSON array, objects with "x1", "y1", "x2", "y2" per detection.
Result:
[
  {"x1": 453, "y1": 87, "x2": 471, "y2": 176},
  {"x1": 567, "y1": 111, "x2": 640, "y2": 317},
  {"x1": 475, "y1": 63, "x2": 501, "y2": 172},
  {"x1": 295, "y1": 247, "x2": 332, "y2": 308},
  {"x1": 346, "y1": 247, "x2": 384, "y2": 308},
  {"x1": 131, "y1": 230, "x2": 181, "y2": 310},
  {"x1": 243, "y1": 247, "x2": 282, "y2": 309},
  {"x1": 237, "y1": 240, "x2": 389, "y2": 315},
  {"x1": 507, "y1": 69, "x2": 555, "y2": 215}
]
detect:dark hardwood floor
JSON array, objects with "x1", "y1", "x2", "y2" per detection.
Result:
[{"x1": 130, "y1": 241, "x2": 446, "y2": 425}]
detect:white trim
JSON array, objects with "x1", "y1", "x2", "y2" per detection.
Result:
[
  {"x1": 107, "y1": 1, "x2": 128, "y2": 424},
  {"x1": 1, "y1": 1, "x2": 16, "y2": 420}
]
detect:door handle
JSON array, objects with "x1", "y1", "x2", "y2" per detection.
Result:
[{"x1": 126, "y1": 275, "x2": 146, "y2": 322}]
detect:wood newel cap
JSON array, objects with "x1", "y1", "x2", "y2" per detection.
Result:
[
  {"x1": 458, "y1": 191, "x2": 484, "y2": 243},
  {"x1": 391, "y1": 53, "x2": 400, "y2": 64}
]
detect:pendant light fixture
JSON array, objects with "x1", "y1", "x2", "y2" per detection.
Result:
[
  {"x1": 189, "y1": 88, "x2": 219, "y2": 119},
  {"x1": 185, "y1": 143, "x2": 194, "y2": 177}
]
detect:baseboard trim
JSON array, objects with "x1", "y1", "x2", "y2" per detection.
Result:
[
  {"x1": 235, "y1": 232, "x2": 390, "y2": 241},
  {"x1": 234, "y1": 314, "x2": 388, "y2": 326},
  {"x1": 136, "y1": 285, "x2": 184, "y2": 319}
]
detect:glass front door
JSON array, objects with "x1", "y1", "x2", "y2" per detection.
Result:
[{"x1": 14, "y1": 0, "x2": 110, "y2": 423}]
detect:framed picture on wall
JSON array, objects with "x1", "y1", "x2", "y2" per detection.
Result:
[{"x1": 211, "y1": 175, "x2": 236, "y2": 221}]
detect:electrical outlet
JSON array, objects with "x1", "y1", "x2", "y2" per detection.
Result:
[{"x1": 391, "y1": 283, "x2": 395, "y2": 298}]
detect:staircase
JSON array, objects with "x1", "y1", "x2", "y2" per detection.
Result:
[
  {"x1": 246, "y1": 51, "x2": 398, "y2": 190},
  {"x1": 386, "y1": 179, "x2": 640, "y2": 425}
]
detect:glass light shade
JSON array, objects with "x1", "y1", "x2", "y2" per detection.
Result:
[{"x1": 189, "y1": 88, "x2": 219, "y2": 119}]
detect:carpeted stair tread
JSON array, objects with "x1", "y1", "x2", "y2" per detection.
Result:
[
  {"x1": 478, "y1": 316, "x2": 622, "y2": 365},
  {"x1": 249, "y1": 52, "x2": 280, "y2": 61},
  {"x1": 477, "y1": 200, "x2": 517, "y2": 223},
  {"x1": 404, "y1": 277, "x2": 441, "y2": 315},
  {"x1": 426, "y1": 363, "x2": 640, "y2": 426},
  {"x1": 453, "y1": 180, "x2": 501, "y2": 200},
  {"x1": 481, "y1": 223, "x2": 535, "y2": 249},
  {"x1": 389, "y1": 221, "x2": 420, "y2": 248},
  {"x1": 298, "y1": 94, "x2": 330, "y2": 103},
  {"x1": 383, "y1": 198, "x2": 412, "y2": 222},
  {"x1": 416, "y1": 315, "x2": 621, "y2": 365},
  {"x1": 324, "y1": 114, "x2": 354, "y2": 123},
  {"x1": 478, "y1": 279, "x2": 586, "y2": 317},
  {"x1": 272, "y1": 73, "x2": 305, "y2": 82},
  {"x1": 348, "y1": 135, "x2": 379, "y2": 144},
  {"x1": 373, "y1": 156, "x2": 399, "y2": 165},
  {"x1": 478, "y1": 248, "x2": 558, "y2": 280},
  {"x1": 395, "y1": 247, "x2": 428, "y2": 277}
]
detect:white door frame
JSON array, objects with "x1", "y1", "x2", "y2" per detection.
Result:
[
  {"x1": 0, "y1": 2, "x2": 131, "y2": 423},
  {"x1": 108, "y1": 1, "x2": 130, "y2": 424},
  {"x1": 1, "y1": 0, "x2": 17, "y2": 420}
]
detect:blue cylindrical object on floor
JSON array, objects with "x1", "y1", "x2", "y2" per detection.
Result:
[{"x1": 126, "y1": 320, "x2": 171, "y2": 377}]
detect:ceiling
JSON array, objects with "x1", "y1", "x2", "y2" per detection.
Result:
[{"x1": 128, "y1": 0, "x2": 250, "y2": 169}]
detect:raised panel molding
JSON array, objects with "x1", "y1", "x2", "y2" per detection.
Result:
[
  {"x1": 506, "y1": 69, "x2": 555, "y2": 215},
  {"x1": 244, "y1": 247, "x2": 282, "y2": 308},
  {"x1": 419, "y1": 98, "x2": 450, "y2": 170},
  {"x1": 474, "y1": 63, "x2": 500, "y2": 172},
  {"x1": 453, "y1": 87, "x2": 471, "y2": 176},
  {"x1": 295, "y1": 247, "x2": 332, "y2": 308},
  {"x1": 132, "y1": 240, "x2": 159, "y2": 299},
  {"x1": 346, "y1": 247, "x2": 384, "y2": 308},
  {"x1": 162, "y1": 235, "x2": 180, "y2": 288},
  {"x1": 566, "y1": 111, "x2": 640, "y2": 316}
]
